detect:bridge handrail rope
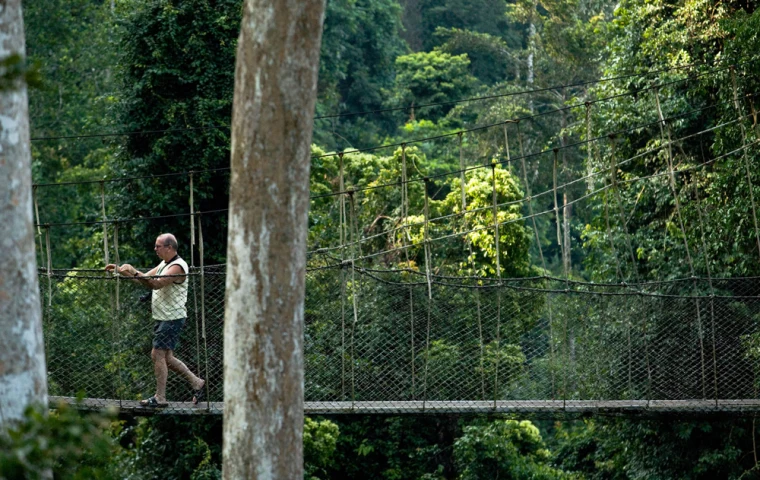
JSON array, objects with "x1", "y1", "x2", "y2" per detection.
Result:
[
  {"x1": 327, "y1": 138, "x2": 757, "y2": 267},
  {"x1": 309, "y1": 94, "x2": 751, "y2": 201},
  {"x1": 306, "y1": 106, "x2": 753, "y2": 255},
  {"x1": 30, "y1": 61, "x2": 741, "y2": 191},
  {"x1": 32, "y1": 94, "x2": 753, "y2": 234},
  {"x1": 37, "y1": 138, "x2": 755, "y2": 283},
  {"x1": 29, "y1": 97, "x2": 754, "y2": 245},
  {"x1": 41, "y1": 264, "x2": 760, "y2": 290}
]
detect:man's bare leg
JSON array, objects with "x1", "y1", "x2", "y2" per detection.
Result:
[
  {"x1": 151, "y1": 348, "x2": 169, "y2": 403},
  {"x1": 166, "y1": 351, "x2": 205, "y2": 391}
]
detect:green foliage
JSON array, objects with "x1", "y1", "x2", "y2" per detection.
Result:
[
  {"x1": 411, "y1": 0, "x2": 512, "y2": 52},
  {"x1": 112, "y1": 0, "x2": 240, "y2": 265},
  {"x1": 115, "y1": 416, "x2": 223, "y2": 480},
  {"x1": 0, "y1": 403, "x2": 120, "y2": 480},
  {"x1": 304, "y1": 417, "x2": 340, "y2": 480},
  {"x1": 314, "y1": 0, "x2": 407, "y2": 149},
  {"x1": 435, "y1": 28, "x2": 516, "y2": 85},
  {"x1": 25, "y1": 0, "x2": 119, "y2": 268},
  {"x1": 436, "y1": 164, "x2": 532, "y2": 277},
  {"x1": 388, "y1": 51, "x2": 478, "y2": 122},
  {"x1": 553, "y1": 418, "x2": 752, "y2": 479},
  {"x1": 454, "y1": 419, "x2": 574, "y2": 479},
  {"x1": 326, "y1": 416, "x2": 461, "y2": 479},
  {"x1": 0, "y1": 54, "x2": 42, "y2": 91}
]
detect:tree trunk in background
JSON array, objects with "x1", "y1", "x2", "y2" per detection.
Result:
[
  {"x1": 223, "y1": 0, "x2": 326, "y2": 477},
  {"x1": 560, "y1": 105, "x2": 571, "y2": 276},
  {"x1": 398, "y1": 0, "x2": 423, "y2": 51},
  {"x1": 0, "y1": 0, "x2": 47, "y2": 426}
]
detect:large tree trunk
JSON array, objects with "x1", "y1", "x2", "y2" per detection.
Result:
[
  {"x1": 223, "y1": 0, "x2": 325, "y2": 478},
  {"x1": 0, "y1": 0, "x2": 47, "y2": 426}
]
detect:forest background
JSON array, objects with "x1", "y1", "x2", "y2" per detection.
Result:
[{"x1": 5, "y1": 0, "x2": 760, "y2": 478}]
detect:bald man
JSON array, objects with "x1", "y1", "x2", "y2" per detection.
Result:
[{"x1": 106, "y1": 233, "x2": 205, "y2": 408}]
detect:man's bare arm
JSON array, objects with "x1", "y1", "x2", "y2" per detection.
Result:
[
  {"x1": 105, "y1": 264, "x2": 172, "y2": 289},
  {"x1": 134, "y1": 264, "x2": 186, "y2": 290}
]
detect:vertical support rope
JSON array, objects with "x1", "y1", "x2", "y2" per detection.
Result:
[
  {"x1": 339, "y1": 153, "x2": 348, "y2": 400},
  {"x1": 517, "y1": 121, "x2": 556, "y2": 399},
  {"x1": 190, "y1": 172, "x2": 195, "y2": 261},
  {"x1": 553, "y1": 151, "x2": 562, "y2": 252},
  {"x1": 730, "y1": 68, "x2": 760, "y2": 260},
  {"x1": 340, "y1": 263, "x2": 347, "y2": 401},
  {"x1": 422, "y1": 179, "x2": 433, "y2": 411},
  {"x1": 609, "y1": 133, "x2": 651, "y2": 403},
  {"x1": 465, "y1": 132, "x2": 486, "y2": 399},
  {"x1": 750, "y1": 97, "x2": 760, "y2": 139},
  {"x1": 189, "y1": 173, "x2": 202, "y2": 381},
  {"x1": 113, "y1": 222, "x2": 120, "y2": 312},
  {"x1": 585, "y1": 103, "x2": 595, "y2": 192},
  {"x1": 400, "y1": 145, "x2": 416, "y2": 398},
  {"x1": 654, "y1": 91, "x2": 711, "y2": 401},
  {"x1": 108, "y1": 221, "x2": 123, "y2": 407},
  {"x1": 459, "y1": 133, "x2": 466, "y2": 210},
  {"x1": 100, "y1": 182, "x2": 110, "y2": 266},
  {"x1": 198, "y1": 213, "x2": 211, "y2": 410},
  {"x1": 491, "y1": 163, "x2": 503, "y2": 409},
  {"x1": 586, "y1": 107, "x2": 623, "y2": 279},
  {"x1": 503, "y1": 122, "x2": 511, "y2": 171},
  {"x1": 45, "y1": 226, "x2": 52, "y2": 307},
  {"x1": 33, "y1": 185, "x2": 41, "y2": 236},
  {"x1": 654, "y1": 90, "x2": 696, "y2": 273},
  {"x1": 423, "y1": 179, "x2": 433, "y2": 299},
  {"x1": 693, "y1": 178, "x2": 717, "y2": 401},
  {"x1": 491, "y1": 163, "x2": 502, "y2": 280},
  {"x1": 339, "y1": 153, "x2": 347, "y2": 251},
  {"x1": 608, "y1": 136, "x2": 639, "y2": 281},
  {"x1": 33, "y1": 186, "x2": 43, "y2": 268},
  {"x1": 43, "y1": 224, "x2": 52, "y2": 380},
  {"x1": 594, "y1": 124, "x2": 627, "y2": 391},
  {"x1": 99, "y1": 184, "x2": 120, "y2": 406},
  {"x1": 348, "y1": 190, "x2": 359, "y2": 409},
  {"x1": 553, "y1": 149, "x2": 570, "y2": 407}
]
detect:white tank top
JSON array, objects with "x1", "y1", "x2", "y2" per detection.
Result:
[{"x1": 151, "y1": 257, "x2": 189, "y2": 321}]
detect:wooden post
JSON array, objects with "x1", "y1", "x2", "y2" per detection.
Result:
[{"x1": 223, "y1": 0, "x2": 326, "y2": 477}]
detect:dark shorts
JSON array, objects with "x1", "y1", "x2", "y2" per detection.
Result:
[{"x1": 153, "y1": 318, "x2": 185, "y2": 350}]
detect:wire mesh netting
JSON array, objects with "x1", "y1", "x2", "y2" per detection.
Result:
[{"x1": 42, "y1": 265, "x2": 760, "y2": 415}]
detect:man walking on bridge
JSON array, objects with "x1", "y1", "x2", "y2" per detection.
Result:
[{"x1": 105, "y1": 233, "x2": 205, "y2": 408}]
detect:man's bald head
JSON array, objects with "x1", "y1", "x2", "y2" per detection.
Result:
[{"x1": 158, "y1": 233, "x2": 178, "y2": 252}]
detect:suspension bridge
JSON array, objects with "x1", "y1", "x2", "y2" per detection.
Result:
[{"x1": 35, "y1": 59, "x2": 760, "y2": 415}]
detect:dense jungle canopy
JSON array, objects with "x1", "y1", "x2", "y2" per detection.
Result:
[{"x1": 6, "y1": 0, "x2": 760, "y2": 478}]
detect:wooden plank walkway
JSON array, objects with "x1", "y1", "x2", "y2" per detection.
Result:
[{"x1": 50, "y1": 396, "x2": 760, "y2": 416}]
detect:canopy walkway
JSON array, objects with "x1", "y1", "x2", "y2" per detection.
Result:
[
  {"x1": 41, "y1": 266, "x2": 760, "y2": 415},
  {"x1": 34, "y1": 60, "x2": 760, "y2": 416}
]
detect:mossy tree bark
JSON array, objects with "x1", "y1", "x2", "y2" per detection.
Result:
[
  {"x1": 223, "y1": 0, "x2": 326, "y2": 478},
  {"x1": 0, "y1": 0, "x2": 47, "y2": 426}
]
